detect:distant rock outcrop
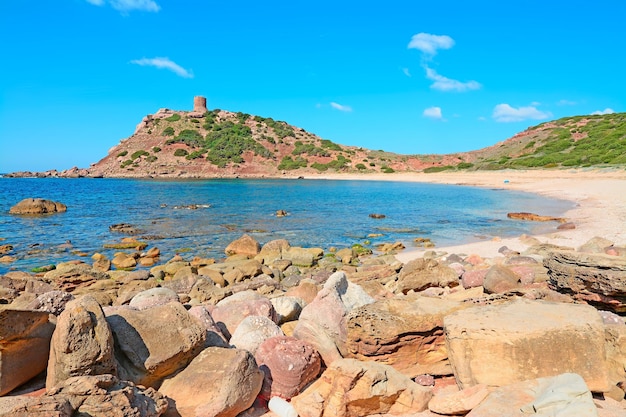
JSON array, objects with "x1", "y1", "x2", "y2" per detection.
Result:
[{"x1": 9, "y1": 198, "x2": 67, "y2": 215}]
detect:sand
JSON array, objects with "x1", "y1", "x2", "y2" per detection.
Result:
[{"x1": 306, "y1": 168, "x2": 626, "y2": 261}]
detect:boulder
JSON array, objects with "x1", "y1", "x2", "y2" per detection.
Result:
[
  {"x1": 111, "y1": 252, "x2": 136, "y2": 269},
  {"x1": 282, "y1": 247, "x2": 323, "y2": 267},
  {"x1": 255, "y1": 336, "x2": 321, "y2": 400},
  {"x1": 0, "y1": 310, "x2": 55, "y2": 395},
  {"x1": 293, "y1": 271, "x2": 374, "y2": 365},
  {"x1": 229, "y1": 315, "x2": 284, "y2": 355},
  {"x1": 211, "y1": 291, "x2": 277, "y2": 339},
  {"x1": 225, "y1": 234, "x2": 261, "y2": 257},
  {"x1": 159, "y1": 347, "x2": 263, "y2": 417},
  {"x1": 461, "y1": 268, "x2": 488, "y2": 289},
  {"x1": 128, "y1": 287, "x2": 179, "y2": 310},
  {"x1": 105, "y1": 302, "x2": 206, "y2": 387},
  {"x1": 255, "y1": 239, "x2": 291, "y2": 264},
  {"x1": 483, "y1": 264, "x2": 521, "y2": 293},
  {"x1": 545, "y1": 250, "x2": 626, "y2": 312},
  {"x1": 466, "y1": 373, "x2": 596, "y2": 417},
  {"x1": 46, "y1": 296, "x2": 117, "y2": 389},
  {"x1": 187, "y1": 305, "x2": 229, "y2": 348},
  {"x1": 428, "y1": 384, "x2": 491, "y2": 415},
  {"x1": 9, "y1": 198, "x2": 67, "y2": 215},
  {"x1": 290, "y1": 358, "x2": 432, "y2": 417},
  {"x1": 346, "y1": 295, "x2": 464, "y2": 377},
  {"x1": 43, "y1": 263, "x2": 110, "y2": 293},
  {"x1": 391, "y1": 258, "x2": 459, "y2": 294},
  {"x1": 444, "y1": 297, "x2": 611, "y2": 392},
  {"x1": 26, "y1": 290, "x2": 75, "y2": 315},
  {"x1": 271, "y1": 296, "x2": 304, "y2": 324}
]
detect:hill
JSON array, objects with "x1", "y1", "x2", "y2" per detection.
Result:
[
  {"x1": 86, "y1": 97, "x2": 463, "y2": 178},
  {"x1": 6, "y1": 97, "x2": 625, "y2": 178}
]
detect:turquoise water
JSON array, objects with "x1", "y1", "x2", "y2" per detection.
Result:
[{"x1": 0, "y1": 178, "x2": 573, "y2": 273}]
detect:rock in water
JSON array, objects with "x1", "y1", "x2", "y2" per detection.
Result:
[
  {"x1": 444, "y1": 297, "x2": 610, "y2": 392},
  {"x1": 159, "y1": 346, "x2": 263, "y2": 417},
  {"x1": 46, "y1": 296, "x2": 117, "y2": 389},
  {"x1": 9, "y1": 198, "x2": 67, "y2": 215}
]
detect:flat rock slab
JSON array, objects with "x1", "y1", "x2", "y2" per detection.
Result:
[{"x1": 444, "y1": 297, "x2": 610, "y2": 393}]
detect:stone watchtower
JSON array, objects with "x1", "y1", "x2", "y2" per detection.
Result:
[{"x1": 193, "y1": 96, "x2": 208, "y2": 113}]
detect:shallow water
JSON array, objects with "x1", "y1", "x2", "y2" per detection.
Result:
[{"x1": 0, "y1": 177, "x2": 573, "y2": 273}]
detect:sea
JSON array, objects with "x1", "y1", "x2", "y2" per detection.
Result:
[{"x1": 0, "y1": 177, "x2": 574, "y2": 273}]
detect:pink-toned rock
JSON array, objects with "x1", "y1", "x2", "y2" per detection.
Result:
[
  {"x1": 465, "y1": 254, "x2": 484, "y2": 266},
  {"x1": 27, "y1": 291, "x2": 75, "y2": 315},
  {"x1": 229, "y1": 316, "x2": 284, "y2": 355},
  {"x1": 285, "y1": 280, "x2": 319, "y2": 305},
  {"x1": 254, "y1": 336, "x2": 322, "y2": 400},
  {"x1": 509, "y1": 265, "x2": 537, "y2": 285},
  {"x1": 461, "y1": 269, "x2": 488, "y2": 289},
  {"x1": 293, "y1": 271, "x2": 374, "y2": 365},
  {"x1": 428, "y1": 384, "x2": 491, "y2": 415},
  {"x1": 212, "y1": 292, "x2": 277, "y2": 339},
  {"x1": 290, "y1": 358, "x2": 432, "y2": 417},
  {"x1": 129, "y1": 287, "x2": 179, "y2": 310},
  {"x1": 159, "y1": 347, "x2": 263, "y2": 417},
  {"x1": 225, "y1": 234, "x2": 261, "y2": 257},
  {"x1": 187, "y1": 305, "x2": 228, "y2": 348}
]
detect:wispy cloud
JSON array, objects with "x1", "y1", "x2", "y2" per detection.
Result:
[
  {"x1": 86, "y1": 0, "x2": 160, "y2": 13},
  {"x1": 423, "y1": 106, "x2": 444, "y2": 120},
  {"x1": 330, "y1": 102, "x2": 352, "y2": 112},
  {"x1": 424, "y1": 66, "x2": 481, "y2": 92},
  {"x1": 558, "y1": 99, "x2": 577, "y2": 106},
  {"x1": 402, "y1": 67, "x2": 411, "y2": 77},
  {"x1": 408, "y1": 33, "x2": 454, "y2": 57},
  {"x1": 408, "y1": 33, "x2": 480, "y2": 93},
  {"x1": 130, "y1": 57, "x2": 193, "y2": 78},
  {"x1": 492, "y1": 103, "x2": 552, "y2": 123},
  {"x1": 591, "y1": 108, "x2": 615, "y2": 115}
]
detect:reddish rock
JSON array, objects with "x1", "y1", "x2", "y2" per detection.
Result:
[
  {"x1": 211, "y1": 292, "x2": 277, "y2": 339},
  {"x1": 461, "y1": 269, "x2": 488, "y2": 289},
  {"x1": 483, "y1": 265, "x2": 520, "y2": 294},
  {"x1": 255, "y1": 336, "x2": 321, "y2": 400}
]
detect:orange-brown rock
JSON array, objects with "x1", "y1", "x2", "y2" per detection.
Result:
[
  {"x1": 507, "y1": 212, "x2": 567, "y2": 223},
  {"x1": 9, "y1": 198, "x2": 67, "y2": 215},
  {"x1": 225, "y1": 234, "x2": 261, "y2": 257}
]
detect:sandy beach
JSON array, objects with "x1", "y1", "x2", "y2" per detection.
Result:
[{"x1": 309, "y1": 168, "x2": 626, "y2": 261}]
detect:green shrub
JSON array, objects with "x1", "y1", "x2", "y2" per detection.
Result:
[
  {"x1": 278, "y1": 156, "x2": 308, "y2": 170},
  {"x1": 205, "y1": 121, "x2": 271, "y2": 167},
  {"x1": 121, "y1": 159, "x2": 133, "y2": 168},
  {"x1": 152, "y1": 146, "x2": 161, "y2": 153},
  {"x1": 162, "y1": 126, "x2": 175, "y2": 136},
  {"x1": 355, "y1": 163, "x2": 366, "y2": 170},
  {"x1": 117, "y1": 150, "x2": 128, "y2": 157},
  {"x1": 191, "y1": 119, "x2": 200, "y2": 124},
  {"x1": 381, "y1": 166, "x2": 395, "y2": 173},
  {"x1": 131, "y1": 150, "x2": 150, "y2": 160},
  {"x1": 423, "y1": 165, "x2": 454, "y2": 173},
  {"x1": 456, "y1": 162, "x2": 474, "y2": 169},
  {"x1": 174, "y1": 149, "x2": 189, "y2": 157},
  {"x1": 146, "y1": 155, "x2": 157, "y2": 163},
  {"x1": 186, "y1": 150, "x2": 206, "y2": 160},
  {"x1": 166, "y1": 129, "x2": 205, "y2": 148},
  {"x1": 311, "y1": 162, "x2": 328, "y2": 171},
  {"x1": 320, "y1": 139, "x2": 342, "y2": 151},
  {"x1": 292, "y1": 142, "x2": 330, "y2": 157},
  {"x1": 165, "y1": 113, "x2": 181, "y2": 122}
]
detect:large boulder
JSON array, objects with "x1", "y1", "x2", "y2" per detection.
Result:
[
  {"x1": 254, "y1": 336, "x2": 322, "y2": 399},
  {"x1": 466, "y1": 373, "x2": 596, "y2": 417},
  {"x1": 211, "y1": 291, "x2": 277, "y2": 339},
  {"x1": 43, "y1": 263, "x2": 110, "y2": 293},
  {"x1": 105, "y1": 302, "x2": 206, "y2": 387},
  {"x1": 293, "y1": 271, "x2": 374, "y2": 365},
  {"x1": 545, "y1": 250, "x2": 626, "y2": 312},
  {"x1": 225, "y1": 234, "x2": 260, "y2": 257},
  {"x1": 229, "y1": 315, "x2": 284, "y2": 355},
  {"x1": 346, "y1": 295, "x2": 464, "y2": 377},
  {"x1": 444, "y1": 297, "x2": 611, "y2": 392},
  {"x1": 391, "y1": 258, "x2": 459, "y2": 294},
  {"x1": 290, "y1": 358, "x2": 432, "y2": 417},
  {"x1": 9, "y1": 198, "x2": 67, "y2": 215},
  {"x1": 159, "y1": 346, "x2": 263, "y2": 417},
  {"x1": 0, "y1": 310, "x2": 55, "y2": 395},
  {"x1": 46, "y1": 296, "x2": 117, "y2": 389}
]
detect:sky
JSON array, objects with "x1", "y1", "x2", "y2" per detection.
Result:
[{"x1": 1, "y1": 0, "x2": 625, "y2": 172}]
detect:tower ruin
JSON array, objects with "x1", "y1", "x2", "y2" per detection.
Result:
[{"x1": 193, "y1": 96, "x2": 207, "y2": 113}]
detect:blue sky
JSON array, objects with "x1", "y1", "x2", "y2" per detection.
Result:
[{"x1": 1, "y1": 0, "x2": 624, "y2": 172}]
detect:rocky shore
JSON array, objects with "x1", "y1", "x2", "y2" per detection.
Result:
[{"x1": 1, "y1": 224, "x2": 626, "y2": 416}]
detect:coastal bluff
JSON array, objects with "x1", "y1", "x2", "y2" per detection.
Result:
[{"x1": 1, "y1": 232, "x2": 625, "y2": 416}]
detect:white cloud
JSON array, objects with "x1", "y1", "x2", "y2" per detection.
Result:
[
  {"x1": 330, "y1": 102, "x2": 352, "y2": 112},
  {"x1": 402, "y1": 67, "x2": 411, "y2": 77},
  {"x1": 424, "y1": 66, "x2": 481, "y2": 92},
  {"x1": 558, "y1": 99, "x2": 577, "y2": 106},
  {"x1": 130, "y1": 57, "x2": 193, "y2": 78},
  {"x1": 408, "y1": 33, "x2": 454, "y2": 56},
  {"x1": 423, "y1": 106, "x2": 443, "y2": 120},
  {"x1": 492, "y1": 103, "x2": 552, "y2": 123},
  {"x1": 86, "y1": 0, "x2": 160, "y2": 12},
  {"x1": 591, "y1": 108, "x2": 615, "y2": 115}
]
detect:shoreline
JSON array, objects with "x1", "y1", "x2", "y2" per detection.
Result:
[{"x1": 307, "y1": 168, "x2": 626, "y2": 260}]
